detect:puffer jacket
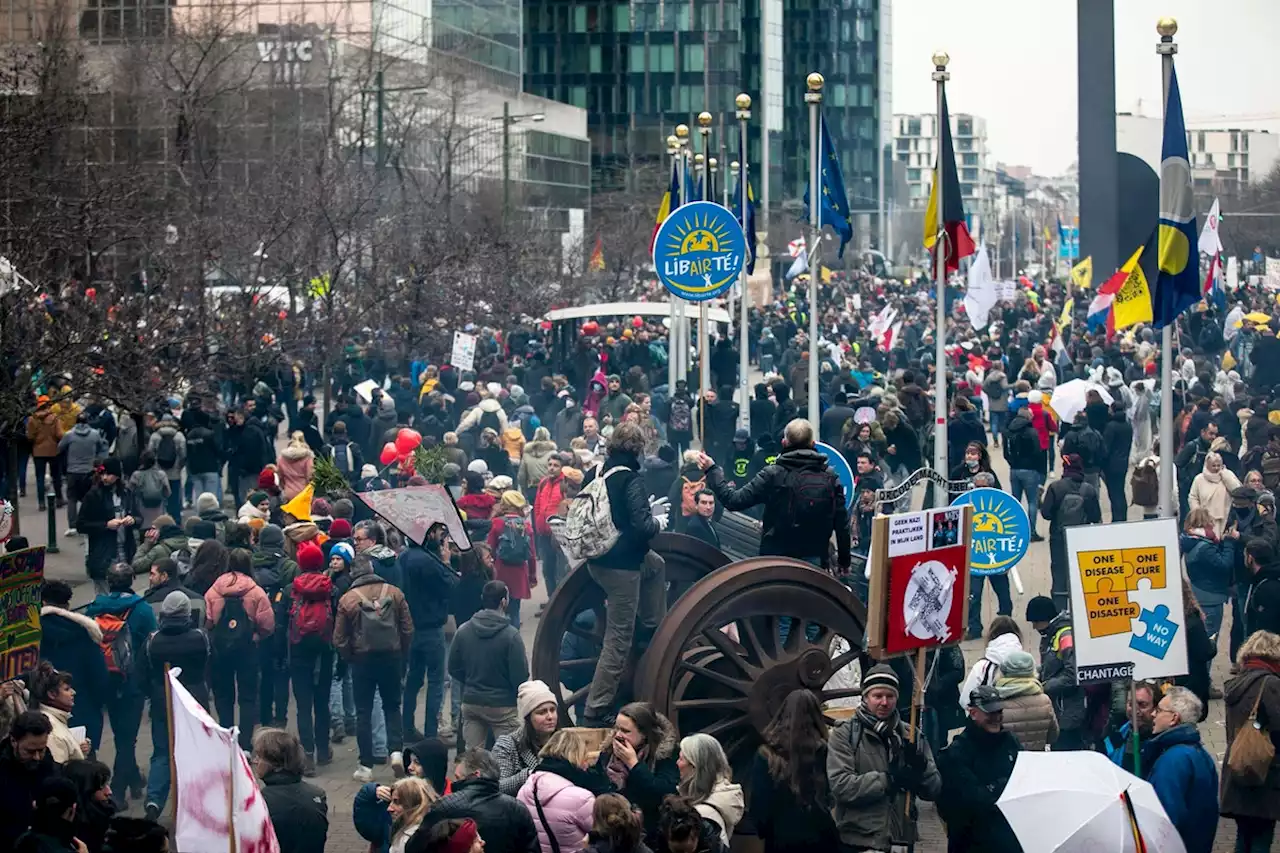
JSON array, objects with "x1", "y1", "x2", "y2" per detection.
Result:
[
  {"x1": 131, "y1": 526, "x2": 189, "y2": 574},
  {"x1": 275, "y1": 445, "x2": 314, "y2": 501},
  {"x1": 518, "y1": 440, "x2": 558, "y2": 493},
  {"x1": 993, "y1": 676, "x2": 1060, "y2": 751},
  {"x1": 826, "y1": 715, "x2": 941, "y2": 850},
  {"x1": 517, "y1": 769, "x2": 596, "y2": 853},
  {"x1": 533, "y1": 473, "x2": 564, "y2": 536},
  {"x1": 957, "y1": 633, "x2": 1024, "y2": 713},
  {"x1": 204, "y1": 571, "x2": 276, "y2": 641}
]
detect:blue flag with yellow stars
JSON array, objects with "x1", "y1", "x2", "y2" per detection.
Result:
[
  {"x1": 1152, "y1": 65, "x2": 1199, "y2": 329},
  {"x1": 733, "y1": 170, "x2": 758, "y2": 274},
  {"x1": 802, "y1": 111, "x2": 853, "y2": 257}
]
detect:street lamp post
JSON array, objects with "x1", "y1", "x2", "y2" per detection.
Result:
[
  {"x1": 931, "y1": 51, "x2": 950, "y2": 476},
  {"x1": 1157, "y1": 16, "x2": 1178, "y2": 519},
  {"x1": 675, "y1": 123, "x2": 691, "y2": 388},
  {"x1": 805, "y1": 73, "x2": 823, "y2": 428},
  {"x1": 498, "y1": 101, "x2": 546, "y2": 225},
  {"x1": 734, "y1": 92, "x2": 751, "y2": 429},
  {"x1": 666, "y1": 133, "x2": 682, "y2": 396}
]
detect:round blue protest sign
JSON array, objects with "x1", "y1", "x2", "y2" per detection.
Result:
[
  {"x1": 815, "y1": 441, "x2": 855, "y2": 511},
  {"x1": 949, "y1": 487, "x2": 1030, "y2": 576},
  {"x1": 652, "y1": 201, "x2": 747, "y2": 302}
]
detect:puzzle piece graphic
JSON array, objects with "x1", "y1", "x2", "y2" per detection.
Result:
[
  {"x1": 1130, "y1": 604, "x2": 1179, "y2": 660},
  {"x1": 1125, "y1": 547, "x2": 1167, "y2": 591},
  {"x1": 1078, "y1": 549, "x2": 1134, "y2": 593},
  {"x1": 1084, "y1": 577, "x2": 1141, "y2": 637}
]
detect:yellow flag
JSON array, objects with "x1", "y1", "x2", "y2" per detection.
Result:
[
  {"x1": 1058, "y1": 297, "x2": 1074, "y2": 331},
  {"x1": 1112, "y1": 245, "x2": 1154, "y2": 331},
  {"x1": 820, "y1": 266, "x2": 833, "y2": 283},
  {"x1": 1071, "y1": 256, "x2": 1093, "y2": 290},
  {"x1": 280, "y1": 483, "x2": 313, "y2": 521}
]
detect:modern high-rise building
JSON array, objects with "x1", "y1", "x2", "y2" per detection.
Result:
[
  {"x1": 1117, "y1": 112, "x2": 1279, "y2": 194},
  {"x1": 893, "y1": 110, "x2": 996, "y2": 240},
  {"x1": 523, "y1": 0, "x2": 892, "y2": 254}
]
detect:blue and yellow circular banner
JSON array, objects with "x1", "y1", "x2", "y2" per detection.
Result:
[
  {"x1": 653, "y1": 201, "x2": 747, "y2": 302},
  {"x1": 949, "y1": 487, "x2": 1030, "y2": 576}
]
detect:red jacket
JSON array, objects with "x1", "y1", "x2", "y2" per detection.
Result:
[
  {"x1": 533, "y1": 474, "x2": 564, "y2": 535},
  {"x1": 487, "y1": 514, "x2": 536, "y2": 600},
  {"x1": 456, "y1": 491, "x2": 498, "y2": 521},
  {"x1": 204, "y1": 572, "x2": 275, "y2": 640}
]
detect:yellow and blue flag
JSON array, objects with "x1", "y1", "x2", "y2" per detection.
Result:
[
  {"x1": 1152, "y1": 65, "x2": 1199, "y2": 329},
  {"x1": 802, "y1": 111, "x2": 853, "y2": 257},
  {"x1": 732, "y1": 170, "x2": 757, "y2": 274}
]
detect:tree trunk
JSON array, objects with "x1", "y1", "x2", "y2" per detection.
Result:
[{"x1": 6, "y1": 440, "x2": 19, "y2": 537}]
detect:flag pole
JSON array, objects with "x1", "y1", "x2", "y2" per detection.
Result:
[
  {"x1": 675, "y1": 124, "x2": 691, "y2": 394},
  {"x1": 228, "y1": 727, "x2": 238, "y2": 853},
  {"x1": 165, "y1": 664, "x2": 177, "y2": 820},
  {"x1": 931, "y1": 52, "x2": 951, "y2": 475},
  {"x1": 697, "y1": 112, "x2": 713, "y2": 411},
  {"x1": 736, "y1": 93, "x2": 752, "y2": 430},
  {"x1": 805, "y1": 72, "x2": 823, "y2": 427},
  {"x1": 1157, "y1": 17, "x2": 1178, "y2": 518},
  {"x1": 666, "y1": 134, "x2": 681, "y2": 396}
]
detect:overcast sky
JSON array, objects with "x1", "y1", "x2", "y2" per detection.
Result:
[{"x1": 890, "y1": 0, "x2": 1279, "y2": 175}]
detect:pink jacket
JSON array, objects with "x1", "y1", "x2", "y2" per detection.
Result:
[
  {"x1": 517, "y1": 771, "x2": 594, "y2": 853},
  {"x1": 276, "y1": 446, "x2": 315, "y2": 501},
  {"x1": 205, "y1": 572, "x2": 276, "y2": 640}
]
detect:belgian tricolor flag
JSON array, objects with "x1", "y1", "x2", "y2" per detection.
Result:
[
  {"x1": 923, "y1": 90, "x2": 976, "y2": 273},
  {"x1": 650, "y1": 159, "x2": 682, "y2": 253}
]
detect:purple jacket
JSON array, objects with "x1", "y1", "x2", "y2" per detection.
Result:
[{"x1": 517, "y1": 770, "x2": 595, "y2": 853}]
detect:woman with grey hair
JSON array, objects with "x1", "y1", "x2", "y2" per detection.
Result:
[
  {"x1": 675, "y1": 733, "x2": 743, "y2": 845},
  {"x1": 1188, "y1": 450, "x2": 1240, "y2": 536}
]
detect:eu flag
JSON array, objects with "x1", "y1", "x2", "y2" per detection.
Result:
[
  {"x1": 802, "y1": 111, "x2": 853, "y2": 257},
  {"x1": 1152, "y1": 65, "x2": 1199, "y2": 329},
  {"x1": 733, "y1": 170, "x2": 758, "y2": 274}
]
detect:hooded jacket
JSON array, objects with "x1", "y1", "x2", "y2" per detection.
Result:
[
  {"x1": 707, "y1": 448, "x2": 851, "y2": 569},
  {"x1": 447, "y1": 608, "x2": 529, "y2": 707},
  {"x1": 131, "y1": 525, "x2": 189, "y2": 574},
  {"x1": 361, "y1": 544, "x2": 403, "y2": 589},
  {"x1": 1139, "y1": 724, "x2": 1218, "y2": 853},
  {"x1": 518, "y1": 440, "x2": 558, "y2": 492},
  {"x1": 533, "y1": 473, "x2": 565, "y2": 535},
  {"x1": 59, "y1": 424, "x2": 108, "y2": 475},
  {"x1": 591, "y1": 711, "x2": 681, "y2": 842},
  {"x1": 333, "y1": 573, "x2": 414, "y2": 659},
  {"x1": 26, "y1": 409, "x2": 64, "y2": 458},
  {"x1": 936, "y1": 722, "x2": 1022, "y2": 853},
  {"x1": 204, "y1": 571, "x2": 276, "y2": 641},
  {"x1": 275, "y1": 444, "x2": 315, "y2": 501},
  {"x1": 1003, "y1": 409, "x2": 1047, "y2": 475},
  {"x1": 38, "y1": 606, "x2": 109, "y2": 714},
  {"x1": 993, "y1": 676, "x2": 1059, "y2": 751},
  {"x1": 458, "y1": 398, "x2": 509, "y2": 435},
  {"x1": 1037, "y1": 611, "x2": 1086, "y2": 732},
  {"x1": 694, "y1": 779, "x2": 745, "y2": 845},
  {"x1": 956, "y1": 633, "x2": 1024, "y2": 714},
  {"x1": 146, "y1": 425, "x2": 187, "y2": 478}
]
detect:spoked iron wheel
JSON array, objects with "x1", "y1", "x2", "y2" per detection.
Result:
[
  {"x1": 636, "y1": 558, "x2": 873, "y2": 776},
  {"x1": 531, "y1": 532, "x2": 732, "y2": 725}
]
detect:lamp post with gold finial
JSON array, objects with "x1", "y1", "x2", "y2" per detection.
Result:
[
  {"x1": 805, "y1": 72, "x2": 823, "y2": 426},
  {"x1": 930, "y1": 51, "x2": 950, "y2": 476},
  {"x1": 695, "y1": 112, "x2": 714, "y2": 406},
  {"x1": 673, "y1": 123, "x2": 691, "y2": 385},
  {"x1": 666, "y1": 132, "x2": 682, "y2": 394},
  {"x1": 735, "y1": 94, "x2": 752, "y2": 428},
  {"x1": 1157, "y1": 16, "x2": 1177, "y2": 521}
]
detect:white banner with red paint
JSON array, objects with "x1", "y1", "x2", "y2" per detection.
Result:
[{"x1": 170, "y1": 668, "x2": 279, "y2": 853}]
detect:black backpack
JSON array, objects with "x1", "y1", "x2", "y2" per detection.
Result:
[
  {"x1": 156, "y1": 431, "x2": 179, "y2": 469},
  {"x1": 782, "y1": 467, "x2": 837, "y2": 542},
  {"x1": 479, "y1": 409, "x2": 503, "y2": 434},
  {"x1": 212, "y1": 594, "x2": 256, "y2": 657},
  {"x1": 1056, "y1": 483, "x2": 1094, "y2": 528}
]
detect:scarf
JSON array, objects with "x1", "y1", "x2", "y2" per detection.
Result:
[
  {"x1": 994, "y1": 676, "x2": 1044, "y2": 700},
  {"x1": 855, "y1": 705, "x2": 903, "y2": 751},
  {"x1": 605, "y1": 741, "x2": 649, "y2": 790},
  {"x1": 1203, "y1": 468, "x2": 1222, "y2": 484},
  {"x1": 538, "y1": 756, "x2": 613, "y2": 796},
  {"x1": 1242, "y1": 656, "x2": 1280, "y2": 677}
]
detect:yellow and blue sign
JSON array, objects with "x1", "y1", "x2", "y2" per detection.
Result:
[
  {"x1": 814, "y1": 441, "x2": 854, "y2": 511},
  {"x1": 652, "y1": 201, "x2": 747, "y2": 302},
  {"x1": 949, "y1": 487, "x2": 1029, "y2": 576}
]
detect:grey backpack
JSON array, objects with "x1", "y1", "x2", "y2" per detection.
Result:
[
  {"x1": 556, "y1": 466, "x2": 628, "y2": 569},
  {"x1": 356, "y1": 584, "x2": 400, "y2": 652}
]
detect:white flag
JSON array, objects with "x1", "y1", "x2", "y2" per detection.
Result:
[
  {"x1": 169, "y1": 669, "x2": 280, "y2": 853},
  {"x1": 787, "y1": 236, "x2": 806, "y2": 258},
  {"x1": 1198, "y1": 198, "x2": 1223, "y2": 256},
  {"x1": 963, "y1": 245, "x2": 998, "y2": 330},
  {"x1": 786, "y1": 249, "x2": 808, "y2": 280}
]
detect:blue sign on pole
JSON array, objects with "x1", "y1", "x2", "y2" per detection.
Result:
[
  {"x1": 814, "y1": 441, "x2": 854, "y2": 511},
  {"x1": 949, "y1": 487, "x2": 1030, "y2": 576},
  {"x1": 652, "y1": 201, "x2": 747, "y2": 302},
  {"x1": 1058, "y1": 227, "x2": 1080, "y2": 260}
]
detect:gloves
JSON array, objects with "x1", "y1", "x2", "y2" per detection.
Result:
[
  {"x1": 654, "y1": 512, "x2": 669, "y2": 530},
  {"x1": 890, "y1": 760, "x2": 923, "y2": 793}
]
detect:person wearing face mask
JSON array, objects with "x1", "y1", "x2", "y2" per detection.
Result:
[
  {"x1": 936, "y1": 687, "x2": 1022, "y2": 853},
  {"x1": 947, "y1": 441, "x2": 1001, "y2": 501},
  {"x1": 492, "y1": 680, "x2": 561, "y2": 796}
]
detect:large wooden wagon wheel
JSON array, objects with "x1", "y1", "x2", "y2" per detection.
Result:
[
  {"x1": 531, "y1": 532, "x2": 732, "y2": 724},
  {"x1": 636, "y1": 558, "x2": 873, "y2": 778}
]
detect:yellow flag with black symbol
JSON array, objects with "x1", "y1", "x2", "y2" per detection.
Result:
[
  {"x1": 1111, "y1": 243, "x2": 1155, "y2": 331},
  {"x1": 1071, "y1": 256, "x2": 1093, "y2": 290}
]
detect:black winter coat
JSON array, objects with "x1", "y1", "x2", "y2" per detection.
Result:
[
  {"x1": 583, "y1": 450, "x2": 660, "y2": 570},
  {"x1": 422, "y1": 777, "x2": 540, "y2": 853},
  {"x1": 747, "y1": 749, "x2": 838, "y2": 853},
  {"x1": 398, "y1": 546, "x2": 458, "y2": 632},
  {"x1": 1003, "y1": 413, "x2": 1046, "y2": 475},
  {"x1": 0, "y1": 742, "x2": 60, "y2": 850},
  {"x1": 1244, "y1": 563, "x2": 1280, "y2": 638},
  {"x1": 1101, "y1": 414, "x2": 1134, "y2": 476},
  {"x1": 145, "y1": 622, "x2": 211, "y2": 710},
  {"x1": 76, "y1": 483, "x2": 138, "y2": 578},
  {"x1": 260, "y1": 770, "x2": 329, "y2": 853},
  {"x1": 749, "y1": 398, "x2": 777, "y2": 442},
  {"x1": 38, "y1": 607, "x2": 110, "y2": 717},
  {"x1": 936, "y1": 723, "x2": 1022, "y2": 853}
]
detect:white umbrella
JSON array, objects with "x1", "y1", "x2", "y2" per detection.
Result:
[
  {"x1": 997, "y1": 751, "x2": 1186, "y2": 853},
  {"x1": 1048, "y1": 378, "x2": 1113, "y2": 425}
]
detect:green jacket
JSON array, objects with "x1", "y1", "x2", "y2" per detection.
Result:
[{"x1": 131, "y1": 530, "x2": 189, "y2": 574}]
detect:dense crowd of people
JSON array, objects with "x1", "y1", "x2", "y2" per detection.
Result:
[{"x1": 6, "y1": 266, "x2": 1280, "y2": 852}]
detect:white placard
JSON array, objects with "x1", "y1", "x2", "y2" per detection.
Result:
[
  {"x1": 1065, "y1": 518, "x2": 1187, "y2": 684},
  {"x1": 996, "y1": 280, "x2": 1018, "y2": 302},
  {"x1": 450, "y1": 331, "x2": 477, "y2": 372},
  {"x1": 887, "y1": 510, "x2": 928, "y2": 557},
  {"x1": 1266, "y1": 258, "x2": 1280, "y2": 292},
  {"x1": 1227, "y1": 256, "x2": 1239, "y2": 291}
]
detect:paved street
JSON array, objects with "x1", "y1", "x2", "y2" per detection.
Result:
[{"x1": 9, "y1": 432, "x2": 1246, "y2": 852}]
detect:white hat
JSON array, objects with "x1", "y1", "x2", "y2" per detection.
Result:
[
  {"x1": 360, "y1": 464, "x2": 378, "y2": 478},
  {"x1": 517, "y1": 680, "x2": 558, "y2": 721},
  {"x1": 1028, "y1": 390, "x2": 1043, "y2": 404},
  {"x1": 467, "y1": 459, "x2": 489, "y2": 474}
]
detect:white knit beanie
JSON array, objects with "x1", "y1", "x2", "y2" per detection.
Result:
[{"x1": 516, "y1": 679, "x2": 557, "y2": 721}]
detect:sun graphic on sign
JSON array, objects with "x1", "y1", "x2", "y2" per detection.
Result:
[
  {"x1": 665, "y1": 212, "x2": 731, "y2": 256},
  {"x1": 971, "y1": 492, "x2": 1016, "y2": 535}
]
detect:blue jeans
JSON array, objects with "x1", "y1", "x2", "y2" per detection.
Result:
[
  {"x1": 403, "y1": 626, "x2": 446, "y2": 737},
  {"x1": 1191, "y1": 584, "x2": 1227, "y2": 642},
  {"x1": 1235, "y1": 817, "x2": 1275, "y2": 853},
  {"x1": 989, "y1": 410, "x2": 1005, "y2": 439},
  {"x1": 165, "y1": 479, "x2": 182, "y2": 524},
  {"x1": 968, "y1": 573, "x2": 1014, "y2": 637},
  {"x1": 508, "y1": 598, "x2": 522, "y2": 630},
  {"x1": 1009, "y1": 469, "x2": 1042, "y2": 532},
  {"x1": 329, "y1": 664, "x2": 386, "y2": 756},
  {"x1": 188, "y1": 471, "x2": 222, "y2": 505},
  {"x1": 536, "y1": 534, "x2": 562, "y2": 597}
]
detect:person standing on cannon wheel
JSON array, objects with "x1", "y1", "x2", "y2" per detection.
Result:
[{"x1": 695, "y1": 418, "x2": 850, "y2": 573}]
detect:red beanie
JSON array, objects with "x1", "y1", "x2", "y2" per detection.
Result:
[
  {"x1": 296, "y1": 540, "x2": 323, "y2": 573},
  {"x1": 329, "y1": 518, "x2": 352, "y2": 540},
  {"x1": 258, "y1": 469, "x2": 277, "y2": 490}
]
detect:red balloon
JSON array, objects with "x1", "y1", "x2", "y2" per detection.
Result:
[
  {"x1": 581, "y1": 321, "x2": 599, "y2": 336},
  {"x1": 632, "y1": 315, "x2": 643, "y2": 328},
  {"x1": 277, "y1": 310, "x2": 288, "y2": 320},
  {"x1": 85, "y1": 287, "x2": 97, "y2": 301},
  {"x1": 395, "y1": 428, "x2": 422, "y2": 455},
  {"x1": 379, "y1": 442, "x2": 398, "y2": 466}
]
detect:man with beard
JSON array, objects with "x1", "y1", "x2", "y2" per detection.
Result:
[{"x1": 0, "y1": 712, "x2": 59, "y2": 849}]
